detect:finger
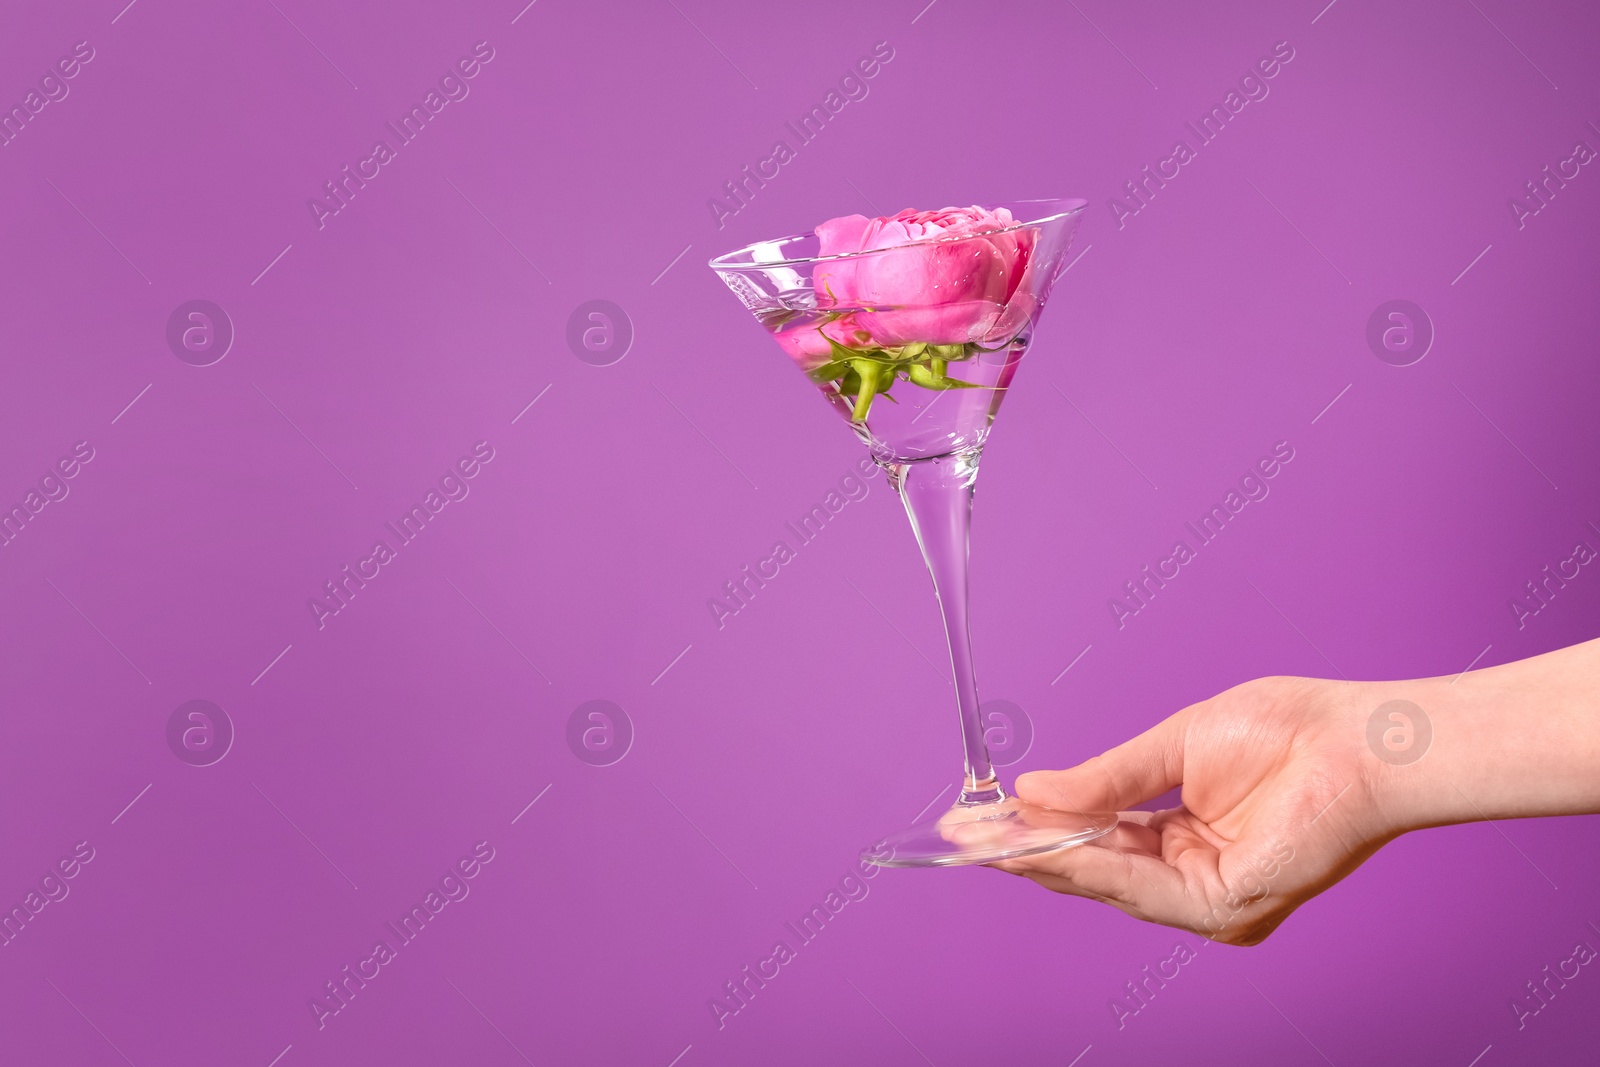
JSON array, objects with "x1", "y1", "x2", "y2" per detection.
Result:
[
  {"x1": 1010, "y1": 830, "x2": 1229, "y2": 930},
  {"x1": 993, "y1": 842, "x2": 1195, "y2": 925},
  {"x1": 1015, "y1": 706, "x2": 1191, "y2": 813},
  {"x1": 1097, "y1": 811, "x2": 1162, "y2": 852},
  {"x1": 1103, "y1": 816, "x2": 1162, "y2": 855},
  {"x1": 1027, "y1": 821, "x2": 1168, "y2": 888}
]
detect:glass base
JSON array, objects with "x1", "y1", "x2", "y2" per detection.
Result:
[{"x1": 861, "y1": 797, "x2": 1118, "y2": 868}]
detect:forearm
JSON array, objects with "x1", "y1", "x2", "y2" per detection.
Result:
[{"x1": 1373, "y1": 637, "x2": 1600, "y2": 830}]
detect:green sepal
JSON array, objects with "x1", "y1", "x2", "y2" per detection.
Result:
[
  {"x1": 806, "y1": 360, "x2": 849, "y2": 383},
  {"x1": 825, "y1": 333, "x2": 866, "y2": 364},
  {"x1": 806, "y1": 334, "x2": 996, "y2": 418},
  {"x1": 906, "y1": 363, "x2": 982, "y2": 390}
]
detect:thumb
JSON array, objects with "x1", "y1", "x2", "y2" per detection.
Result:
[{"x1": 1015, "y1": 706, "x2": 1189, "y2": 813}]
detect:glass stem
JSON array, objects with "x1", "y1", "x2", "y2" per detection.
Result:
[{"x1": 887, "y1": 449, "x2": 1003, "y2": 807}]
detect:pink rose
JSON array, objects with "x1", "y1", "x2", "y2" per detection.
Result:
[
  {"x1": 772, "y1": 318, "x2": 841, "y2": 369},
  {"x1": 810, "y1": 205, "x2": 1036, "y2": 349}
]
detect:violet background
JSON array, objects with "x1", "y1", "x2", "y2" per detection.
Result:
[{"x1": 1, "y1": 0, "x2": 1597, "y2": 1063}]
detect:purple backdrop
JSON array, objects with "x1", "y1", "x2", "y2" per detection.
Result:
[{"x1": 2, "y1": 0, "x2": 1597, "y2": 1063}]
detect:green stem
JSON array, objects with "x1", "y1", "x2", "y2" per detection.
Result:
[{"x1": 850, "y1": 358, "x2": 880, "y2": 420}]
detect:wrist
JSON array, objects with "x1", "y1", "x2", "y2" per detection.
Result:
[
  {"x1": 1360, "y1": 640, "x2": 1600, "y2": 832},
  {"x1": 1323, "y1": 676, "x2": 1447, "y2": 837},
  {"x1": 1359, "y1": 674, "x2": 1466, "y2": 833}
]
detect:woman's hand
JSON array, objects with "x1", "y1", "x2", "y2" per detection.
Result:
[
  {"x1": 992, "y1": 675, "x2": 1399, "y2": 944},
  {"x1": 992, "y1": 639, "x2": 1600, "y2": 943}
]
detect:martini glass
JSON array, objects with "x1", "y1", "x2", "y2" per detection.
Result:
[{"x1": 709, "y1": 199, "x2": 1116, "y2": 867}]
